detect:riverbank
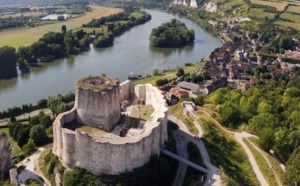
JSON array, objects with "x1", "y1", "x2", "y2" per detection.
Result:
[{"x1": 0, "y1": 9, "x2": 222, "y2": 111}]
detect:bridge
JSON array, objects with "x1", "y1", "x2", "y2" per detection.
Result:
[{"x1": 161, "y1": 149, "x2": 209, "y2": 174}]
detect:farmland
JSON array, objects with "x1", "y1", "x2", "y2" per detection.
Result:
[
  {"x1": 0, "y1": 5, "x2": 123, "y2": 49},
  {"x1": 248, "y1": 8, "x2": 276, "y2": 19},
  {"x1": 275, "y1": 20, "x2": 300, "y2": 30},
  {"x1": 280, "y1": 12, "x2": 300, "y2": 23},
  {"x1": 249, "y1": 0, "x2": 288, "y2": 11},
  {"x1": 286, "y1": 5, "x2": 300, "y2": 13}
]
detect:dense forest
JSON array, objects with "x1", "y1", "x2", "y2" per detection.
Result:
[
  {"x1": 204, "y1": 78, "x2": 300, "y2": 185},
  {"x1": 149, "y1": 18, "x2": 195, "y2": 47}
]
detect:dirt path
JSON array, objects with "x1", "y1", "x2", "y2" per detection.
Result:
[
  {"x1": 198, "y1": 108, "x2": 283, "y2": 186},
  {"x1": 234, "y1": 133, "x2": 269, "y2": 186},
  {"x1": 169, "y1": 115, "x2": 221, "y2": 186},
  {"x1": 17, "y1": 144, "x2": 53, "y2": 186}
]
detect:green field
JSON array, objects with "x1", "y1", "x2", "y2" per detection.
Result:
[
  {"x1": 0, "y1": 6, "x2": 123, "y2": 49},
  {"x1": 134, "y1": 63, "x2": 199, "y2": 85},
  {"x1": 250, "y1": 0, "x2": 288, "y2": 11},
  {"x1": 286, "y1": 5, "x2": 300, "y2": 13},
  {"x1": 248, "y1": 8, "x2": 276, "y2": 19},
  {"x1": 280, "y1": 12, "x2": 300, "y2": 23},
  {"x1": 0, "y1": 21, "x2": 84, "y2": 49},
  {"x1": 275, "y1": 20, "x2": 300, "y2": 31}
]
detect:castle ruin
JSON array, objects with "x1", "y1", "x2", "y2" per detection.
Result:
[
  {"x1": 52, "y1": 75, "x2": 168, "y2": 175},
  {"x1": 0, "y1": 132, "x2": 11, "y2": 180}
]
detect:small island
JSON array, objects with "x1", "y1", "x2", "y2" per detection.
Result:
[{"x1": 149, "y1": 18, "x2": 195, "y2": 48}]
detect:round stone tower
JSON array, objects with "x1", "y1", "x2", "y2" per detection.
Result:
[{"x1": 75, "y1": 76, "x2": 120, "y2": 131}]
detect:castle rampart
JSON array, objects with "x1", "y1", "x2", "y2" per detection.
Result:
[{"x1": 53, "y1": 76, "x2": 168, "y2": 175}]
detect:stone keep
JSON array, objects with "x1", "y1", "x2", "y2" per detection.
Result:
[
  {"x1": 75, "y1": 76, "x2": 120, "y2": 131},
  {"x1": 0, "y1": 132, "x2": 11, "y2": 180},
  {"x1": 52, "y1": 77, "x2": 168, "y2": 175}
]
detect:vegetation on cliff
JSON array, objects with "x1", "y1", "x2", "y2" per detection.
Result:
[{"x1": 149, "y1": 18, "x2": 195, "y2": 48}]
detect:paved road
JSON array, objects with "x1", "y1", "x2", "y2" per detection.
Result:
[
  {"x1": 172, "y1": 129, "x2": 189, "y2": 186},
  {"x1": 235, "y1": 133, "x2": 269, "y2": 186},
  {"x1": 169, "y1": 115, "x2": 222, "y2": 186},
  {"x1": 17, "y1": 144, "x2": 52, "y2": 186}
]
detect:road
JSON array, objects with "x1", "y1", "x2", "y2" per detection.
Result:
[
  {"x1": 17, "y1": 144, "x2": 52, "y2": 186},
  {"x1": 169, "y1": 115, "x2": 222, "y2": 186},
  {"x1": 198, "y1": 108, "x2": 283, "y2": 186}
]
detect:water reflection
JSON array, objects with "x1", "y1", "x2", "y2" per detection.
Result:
[
  {"x1": 149, "y1": 43, "x2": 194, "y2": 57},
  {"x1": 0, "y1": 69, "x2": 18, "y2": 80}
]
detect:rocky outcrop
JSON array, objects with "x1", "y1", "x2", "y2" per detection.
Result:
[
  {"x1": 0, "y1": 132, "x2": 11, "y2": 180},
  {"x1": 203, "y1": 2, "x2": 218, "y2": 12}
]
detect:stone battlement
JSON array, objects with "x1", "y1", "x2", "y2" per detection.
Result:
[{"x1": 53, "y1": 77, "x2": 168, "y2": 175}]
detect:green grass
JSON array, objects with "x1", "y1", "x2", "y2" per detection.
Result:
[
  {"x1": 248, "y1": 8, "x2": 276, "y2": 19},
  {"x1": 248, "y1": 137, "x2": 285, "y2": 182},
  {"x1": 134, "y1": 64, "x2": 198, "y2": 85},
  {"x1": 243, "y1": 138, "x2": 277, "y2": 186},
  {"x1": 0, "y1": 21, "x2": 84, "y2": 49},
  {"x1": 250, "y1": 0, "x2": 288, "y2": 11},
  {"x1": 38, "y1": 148, "x2": 56, "y2": 186},
  {"x1": 130, "y1": 105, "x2": 154, "y2": 120},
  {"x1": 79, "y1": 125, "x2": 107, "y2": 135},
  {"x1": 286, "y1": 5, "x2": 300, "y2": 13},
  {"x1": 280, "y1": 13, "x2": 300, "y2": 23},
  {"x1": 129, "y1": 12, "x2": 144, "y2": 18},
  {"x1": 197, "y1": 110, "x2": 260, "y2": 186},
  {"x1": 0, "y1": 127, "x2": 22, "y2": 155},
  {"x1": 91, "y1": 8, "x2": 99, "y2": 13},
  {"x1": 275, "y1": 20, "x2": 300, "y2": 31},
  {"x1": 169, "y1": 102, "x2": 198, "y2": 134}
]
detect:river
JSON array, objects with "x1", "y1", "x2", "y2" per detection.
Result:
[{"x1": 0, "y1": 9, "x2": 222, "y2": 111}]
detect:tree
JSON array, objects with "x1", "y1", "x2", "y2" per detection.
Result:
[
  {"x1": 149, "y1": 19, "x2": 195, "y2": 47},
  {"x1": 176, "y1": 68, "x2": 185, "y2": 77},
  {"x1": 219, "y1": 102, "x2": 240, "y2": 127},
  {"x1": 156, "y1": 79, "x2": 168, "y2": 87},
  {"x1": 284, "y1": 147, "x2": 300, "y2": 186},
  {"x1": 0, "y1": 46, "x2": 18, "y2": 78},
  {"x1": 288, "y1": 111, "x2": 300, "y2": 129},
  {"x1": 249, "y1": 113, "x2": 279, "y2": 134},
  {"x1": 30, "y1": 125, "x2": 48, "y2": 145},
  {"x1": 258, "y1": 128, "x2": 274, "y2": 151},
  {"x1": 194, "y1": 96, "x2": 204, "y2": 106},
  {"x1": 22, "y1": 139, "x2": 36, "y2": 156}
]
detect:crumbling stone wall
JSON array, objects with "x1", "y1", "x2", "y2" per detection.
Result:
[
  {"x1": 52, "y1": 79, "x2": 168, "y2": 175},
  {"x1": 0, "y1": 132, "x2": 11, "y2": 180}
]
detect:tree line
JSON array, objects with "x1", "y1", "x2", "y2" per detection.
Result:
[
  {"x1": 0, "y1": 92, "x2": 74, "y2": 119},
  {"x1": 0, "y1": 9, "x2": 151, "y2": 79},
  {"x1": 84, "y1": 8, "x2": 151, "y2": 47},
  {"x1": 149, "y1": 18, "x2": 195, "y2": 48}
]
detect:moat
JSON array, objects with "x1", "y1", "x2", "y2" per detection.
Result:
[{"x1": 0, "y1": 9, "x2": 222, "y2": 111}]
